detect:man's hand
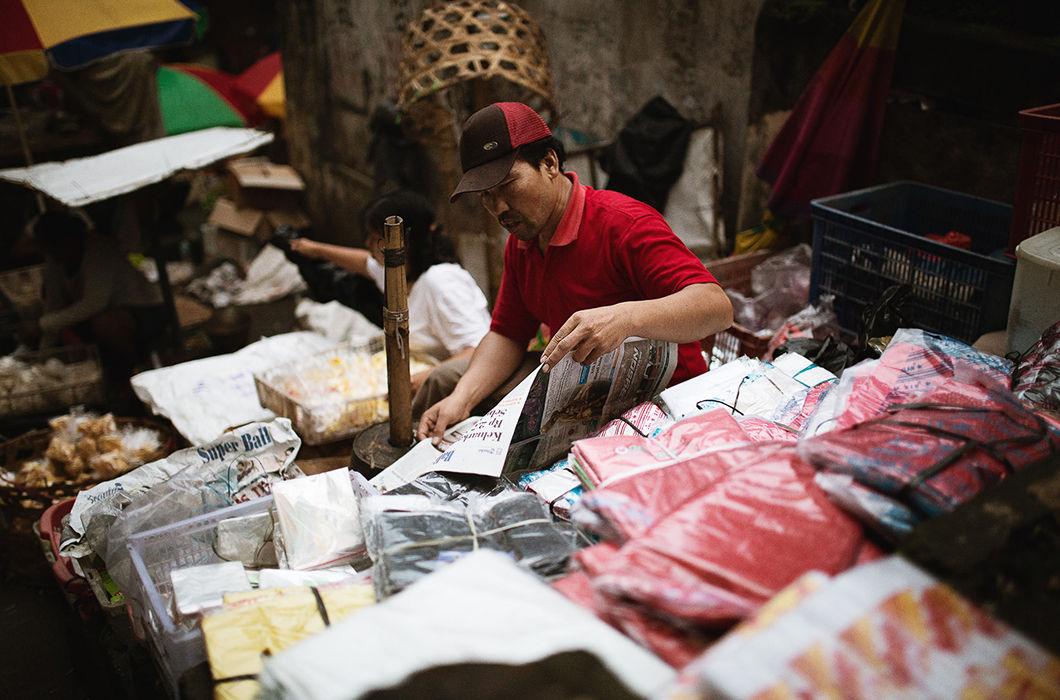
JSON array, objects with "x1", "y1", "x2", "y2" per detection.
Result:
[
  {"x1": 417, "y1": 394, "x2": 471, "y2": 446},
  {"x1": 539, "y1": 304, "x2": 631, "y2": 373}
]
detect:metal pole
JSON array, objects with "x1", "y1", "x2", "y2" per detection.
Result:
[
  {"x1": 382, "y1": 215, "x2": 412, "y2": 447},
  {"x1": 5, "y1": 81, "x2": 45, "y2": 212}
]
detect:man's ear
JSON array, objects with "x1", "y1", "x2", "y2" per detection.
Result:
[{"x1": 543, "y1": 149, "x2": 560, "y2": 177}]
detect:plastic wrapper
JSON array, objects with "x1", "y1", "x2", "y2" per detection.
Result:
[
  {"x1": 569, "y1": 409, "x2": 751, "y2": 490},
  {"x1": 813, "y1": 472, "x2": 918, "y2": 541},
  {"x1": 580, "y1": 444, "x2": 864, "y2": 629},
  {"x1": 272, "y1": 469, "x2": 366, "y2": 570},
  {"x1": 203, "y1": 581, "x2": 376, "y2": 700},
  {"x1": 660, "y1": 354, "x2": 833, "y2": 425},
  {"x1": 170, "y1": 561, "x2": 251, "y2": 620},
  {"x1": 257, "y1": 551, "x2": 675, "y2": 700},
  {"x1": 801, "y1": 327, "x2": 1013, "y2": 436},
  {"x1": 554, "y1": 548, "x2": 717, "y2": 669},
  {"x1": 585, "y1": 400, "x2": 673, "y2": 439},
  {"x1": 516, "y1": 457, "x2": 584, "y2": 519},
  {"x1": 573, "y1": 441, "x2": 785, "y2": 545},
  {"x1": 74, "y1": 419, "x2": 302, "y2": 603},
  {"x1": 1011, "y1": 318, "x2": 1060, "y2": 420},
  {"x1": 361, "y1": 483, "x2": 580, "y2": 599},
  {"x1": 256, "y1": 566, "x2": 364, "y2": 589},
  {"x1": 774, "y1": 334, "x2": 855, "y2": 376},
  {"x1": 658, "y1": 557, "x2": 1060, "y2": 700},
  {"x1": 216, "y1": 511, "x2": 279, "y2": 568},
  {"x1": 799, "y1": 370, "x2": 1060, "y2": 519}
]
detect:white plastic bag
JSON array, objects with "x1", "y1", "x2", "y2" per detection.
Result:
[{"x1": 272, "y1": 470, "x2": 366, "y2": 570}]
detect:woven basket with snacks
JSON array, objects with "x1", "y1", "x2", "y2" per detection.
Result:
[{"x1": 0, "y1": 410, "x2": 181, "y2": 528}]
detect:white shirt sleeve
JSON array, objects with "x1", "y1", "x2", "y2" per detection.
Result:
[
  {"x1": 364, "y1": 256, "x2": 386, "y2": 293},
  {"x1": 408, "y1": 264, "x2": 491, "y2": 359}
]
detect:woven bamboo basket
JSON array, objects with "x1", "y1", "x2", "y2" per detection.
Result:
[
  {"x1": 0, "y1": 416, "x2": 182, "y2": 527},
  {"x1": 398, "y1": 0, "x2": 555, "y2": 145}
]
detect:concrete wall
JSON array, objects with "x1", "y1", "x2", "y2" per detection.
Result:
[{"x1": 279, "y1": 0, "x2": 765, "y2": 257}]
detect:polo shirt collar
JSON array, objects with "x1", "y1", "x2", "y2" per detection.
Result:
[{"x1": 516, "y1": 171, "x2": 585, "y2": 250}]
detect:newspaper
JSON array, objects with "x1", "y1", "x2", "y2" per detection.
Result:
[{"x1": 431, "y1": 337, "x2": 677, "y2": 478}]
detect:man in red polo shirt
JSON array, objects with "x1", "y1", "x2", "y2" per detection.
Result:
[{"x1": 417, "y1": 102, "x2": 733, "y2": 444}]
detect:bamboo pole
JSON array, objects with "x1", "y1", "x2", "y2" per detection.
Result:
[{"x1": 382, "y1": 215, "x2": 412, "y2": 447}]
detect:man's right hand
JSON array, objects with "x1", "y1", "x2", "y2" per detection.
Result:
[{"x1": 417, "y1": 394, "x2": 471, "y2": 446}]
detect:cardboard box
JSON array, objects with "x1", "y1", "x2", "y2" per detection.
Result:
[
  {"x1": 226, "y1": 157, "x2": 305, "y2": 211},
  {"x1": 205, "y1": 197, "x2": 310, "y2": 266}
]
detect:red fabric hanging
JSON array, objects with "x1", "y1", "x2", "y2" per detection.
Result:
[{"x1": 757, "y1": 0, "x2": 905, "y2": 218}]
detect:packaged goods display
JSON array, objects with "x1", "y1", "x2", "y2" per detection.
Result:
[{"x1": 255, "y1": 337, "x2": 434, "y2": 444}]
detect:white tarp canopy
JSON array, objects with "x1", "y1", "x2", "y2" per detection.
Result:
[{"x1": 0, "y1": 127, "x2": 274, "y2": 207}]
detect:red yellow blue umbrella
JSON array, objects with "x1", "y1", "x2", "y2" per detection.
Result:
[
  {"x1": 234, "y1": 50, "x2": 284, "y2": 120},
  {"x1": 157, "y1": 62, "x2": 265, "y2": 135},
  {"x1": 0, "y1": 0, "x2": 198, "y2": 86}
]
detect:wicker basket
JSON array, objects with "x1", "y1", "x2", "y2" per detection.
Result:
[
  {"x1": 398, "y1": 1, "x2": 555, "y2": 144},
  {"x1": 0, "y1": 344, "x2": 106, "y2": 419},
  {"x1": 0, "y1": 416, "x2": 181, "y2": 526}
]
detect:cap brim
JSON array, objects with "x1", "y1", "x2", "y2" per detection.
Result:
[{"x1": 449, "y1": 151, "x2": 517, "y2": 203}]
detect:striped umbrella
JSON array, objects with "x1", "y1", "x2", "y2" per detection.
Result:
[
  {"x1": 0, "y1": 0, "x2": 198, "y2": 85},
  {"x1": 157, "y1": 62, "x2": 264, "y2": 135},
  {"x1": 234, "y1": 50, "x2": 284, "y2": 120}
]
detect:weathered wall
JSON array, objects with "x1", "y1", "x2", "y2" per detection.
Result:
[
  {"x1": 280, "y1": 0, "x2": 1060, "y2": 274},
  {"x1": 279, "y1": 0, "x2": 764, "y2": 253}
]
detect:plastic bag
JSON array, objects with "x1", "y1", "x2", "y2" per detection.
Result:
[
  {"x1": 361, "y1": 477, "x2": 580, "y2": 599},
  {"x1": 575, "y1": 444, "x2": 864, "y2": 629},
  {"x1": 1011, "y1": 318, "x2": 1060, "y2": 419},
  {"x1": 272, "y1": 469, "x2": 367, "y2": 570},
  {"x1": 798, "y1": 371, "x2": 1060, "y2": 518}
]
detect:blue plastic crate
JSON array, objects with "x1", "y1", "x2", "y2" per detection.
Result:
[{"x1": 809, "y1": 181, "x2": 1016, "y2": 344}]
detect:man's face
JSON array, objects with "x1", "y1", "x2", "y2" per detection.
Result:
[{"x1": 478, "y1": 154, "x2": 559, "y2": 243}]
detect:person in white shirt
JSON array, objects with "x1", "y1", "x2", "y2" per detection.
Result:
[{"x1": 289, "y1": 190, "x2": 490, "y2": 416}]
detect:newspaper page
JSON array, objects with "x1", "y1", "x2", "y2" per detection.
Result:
[{"x1": 432, "y1": 338, "x2": 676, "y2": 478}]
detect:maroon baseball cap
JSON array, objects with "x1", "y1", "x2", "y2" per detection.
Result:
[{"x1": 450, "y1": 102, "x2": 552, "y2": 202}]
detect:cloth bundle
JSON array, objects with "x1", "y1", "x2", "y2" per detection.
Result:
[
  {"x1": 806, "y1": 328, "x2": 1013, "y2": 436},
  {"x1": 799, "y1": 371, "x2": 1060, "y2": 538},
  {"x1": 569, "y1": 408, "x2": 751, "y2": 490},
  {"x1": 362, "y1": 482, "x2": 579, "y2": 599},
  {"x1": 560, "y1": 443, "x2": 869, "y2": 665}
]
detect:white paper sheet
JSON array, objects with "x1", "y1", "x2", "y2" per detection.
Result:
[
  {"x1": 0, "y1": 127, "x2": 274, "y2": 207},
  {"x1": 131, "y1": 331, "x2": 338, "y2": 445},
  {"x1": 257, "y1": 549, "x2": 674, "y2": 699}
]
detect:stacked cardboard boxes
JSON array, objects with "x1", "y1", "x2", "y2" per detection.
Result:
[{"x1": 204, "y1": 158, "x2": 310, "y2": 267}]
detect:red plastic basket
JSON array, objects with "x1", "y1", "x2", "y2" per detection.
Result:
[{"x1": 1009, "y1": 103, "x2": 1060, "y2": 255}]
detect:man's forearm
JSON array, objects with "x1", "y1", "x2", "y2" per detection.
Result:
[
  {"x1": 448, "y1": 331, "x2": 527, "y2": 412},
  {"x1": 625, "y1": 283, "x2": 733, "y2": 343}
]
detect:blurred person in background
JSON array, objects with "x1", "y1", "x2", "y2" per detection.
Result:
[
  {"x1": 21, "y1": 208, "x2": 166, "y2": 393},
  {"x1": 289, "y1": 189, "x2": 491, "y2": 416}
]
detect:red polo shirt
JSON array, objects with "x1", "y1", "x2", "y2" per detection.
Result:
[{"x1": 490, "y1": 172, "x2": 717, "y2": 385}]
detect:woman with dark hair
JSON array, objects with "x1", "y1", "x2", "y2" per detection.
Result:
[{"x1": 289, "y1": 190, "x2": 490, "y2": 405}]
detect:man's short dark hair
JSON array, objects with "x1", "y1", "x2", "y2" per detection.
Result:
[{"x1": 515, "y1": 135, "x2": 566, "y2": 172}]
